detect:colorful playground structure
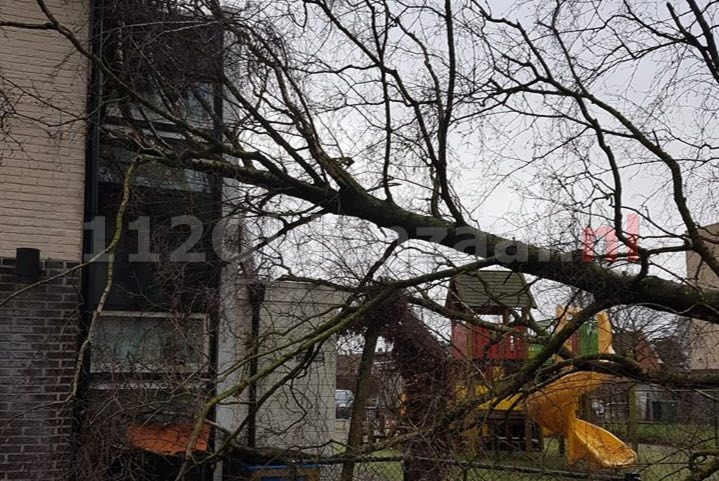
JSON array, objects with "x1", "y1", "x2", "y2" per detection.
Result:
[{"x1": 447, "y1": 271, "x2": 637, "y2": 469}]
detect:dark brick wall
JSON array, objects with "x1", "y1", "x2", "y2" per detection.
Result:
[{"x1": 0, "y1": 257, "x2": 80, "y2": 481}]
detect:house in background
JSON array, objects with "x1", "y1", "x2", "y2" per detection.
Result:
[
  {"x1": 591, "y1": 328, "x2": 690, "y2": 424},
  {"x1": 686, "y1": 223, "x2": 719, "y2": 374},
  {"x1": 608, "y1": 330, "x2": 666, "y2": 422},
  {"x1": 588, "y1": 223, "x2": 719, "y2": 427},
  {"x1": 680, "y1": 223, "x2": 719, "y2": 423},
  {"x1": 613, "y1": 330, "x2": 663, "y2": 372}
]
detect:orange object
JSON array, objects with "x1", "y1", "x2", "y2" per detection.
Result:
[
  {"x1": 525, "y1": 310, "x2": 636, "y2": 468},
  {"x1": 127, "y1": 423, "x2": 210, "y2": 455},
  {"x1": 526, "y1": 371, "x2": 636, "y2": 468}
]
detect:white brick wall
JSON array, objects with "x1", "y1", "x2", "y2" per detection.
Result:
[{"x1": 0, "y1": 0, "x2": 88, "y2": 262}]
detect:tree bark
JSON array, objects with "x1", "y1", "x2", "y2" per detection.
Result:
[{"x1": 340, "y1": 322, "x2": 382, "y2": 481}]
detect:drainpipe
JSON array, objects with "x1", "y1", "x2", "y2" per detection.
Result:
[
  {"x1": 72, "y1": 0, "x2": 104, "y2": 444},
  {"x1": 246, "y1": 282, "x2": 265, "y2": 449},
  {"x1": 206, "y1": 30, "x2": 225, "y2": 452}
]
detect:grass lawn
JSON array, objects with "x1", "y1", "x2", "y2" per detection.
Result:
[
  {"x1": 332, "y1": 438, "x2": 719, "y2": 480},
  {"x1": 346, "y1": 440, "x2": 622, "y2": 480},
  {"x1": 458, "y1": 440, "x2": 714, "y2": 481},
  {"x1": 632, "y1": 444, "x2": 698, "y2": 481},
  {"x1": 605, "y1": 421, "x2": 718, "y2": 450},
  {"x1": 461, "y1": 439, "x2": 624, "y2": 480}
]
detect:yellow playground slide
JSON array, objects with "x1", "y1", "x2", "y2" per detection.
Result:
[{"x1": 525, "y1": 311, "x2": 637, "y2": 468}]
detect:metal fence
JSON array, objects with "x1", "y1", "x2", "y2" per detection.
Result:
[{"x1": 288, "y1": 456, "x2": 637, "y2": 481}]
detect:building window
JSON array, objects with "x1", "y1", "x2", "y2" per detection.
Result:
[
  {"x1": 87, "y1": 134, "x2": 221, "y2": 312},
  {"x1": 92, "y1": 311, "x2": 209, "y2": 374},
  {"x1": 89, "y1": 0, "x2": 224, "y2": 313}
]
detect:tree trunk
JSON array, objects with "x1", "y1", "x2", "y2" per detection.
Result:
[{"x1": 340, "y1": 323, "x2": 381, "y2": 481}]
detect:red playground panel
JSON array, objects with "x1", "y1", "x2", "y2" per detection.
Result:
[{"x1": 452, "y1": 323, "x2": 528, "y2": 361}]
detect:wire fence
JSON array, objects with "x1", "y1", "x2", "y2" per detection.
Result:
[
  {"x1": 585, "y1": 387, "x2": 719, "y2": 480},
  {"x1": 239, "y1": 456, "x2": 638, "y2": 481}
]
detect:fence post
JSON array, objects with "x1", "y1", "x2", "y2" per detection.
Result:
[
  {"x1": 624, "y1": 473, "x2": 641, "y2": 481},
  {"x1": 628, "y1": 383, "x2": 639, "y2": 451},
  {"x1": 714, "y1": 397, "x2": 718, "y2": 448}
]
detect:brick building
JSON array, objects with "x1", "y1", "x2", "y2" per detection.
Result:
[
  {"x1": 1, "y1": 0, "x2": 225, "y2": 475},
  {"x1": 1, "y1": 1, "x2": 340, "y2": 479},
  {"x1": 1, "y1": 0, "x2": 89, "y2": 478}
]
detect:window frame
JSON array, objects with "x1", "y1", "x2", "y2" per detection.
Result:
[{"x1": 91, "y1": 310, "x2": 211, "y2": 375}]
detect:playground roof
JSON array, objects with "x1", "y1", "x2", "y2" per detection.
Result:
[{"x1": 449, "y1": 270, "x2": 537, "y2": 310}]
